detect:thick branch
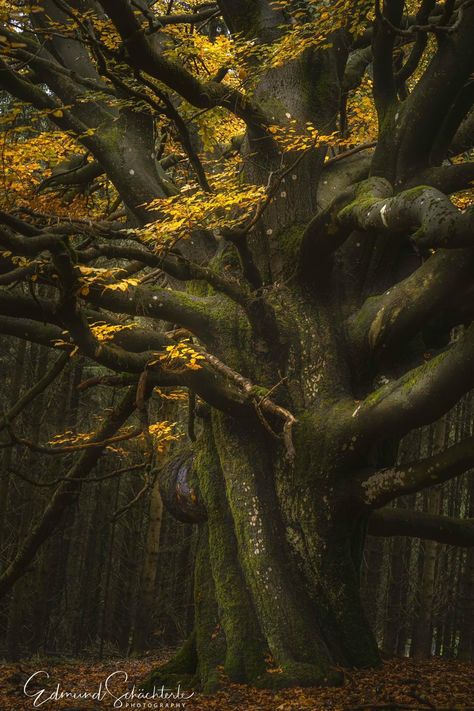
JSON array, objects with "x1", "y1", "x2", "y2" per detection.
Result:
[
  {"x1": 80, "y1": 243, "x2": 251, "y2": 307},
  {"x1": 392, "y1": 3, "x2": 474, "y2": 180},
  {"x1": 372, "y1": 0, "x2": 404, "y2": 116},
  {"x1": 395, "y1": 0, "x2": 436, "y2": 89},
  {"x1": 451, "y1": 107, "x2": 474, "y2": 155},
  {"x1": 351, "y1": 321, "x2": 474, "y2": 440},
  {"x1": 149, "y1": 7, "x2": 219, "y2": 29},
  {"x1": 357, "y1": 432, "x2": 474, "y2": 507},
  {"x1": 407, "y1": 162, "x2": 474, "y2": 195},
  {"x1": 337, "y1": 178, "x2": 474, "y2": 249},
  {"x1": 368, "y1": 507, "x2": 474, "y2": 546},
  {"x1": 97, "y1": 0, "x2": 268, "y2": 130},
  {"x1": 0, "y1": 315, "x2": 64, "y2": 348},
  {"x1": 298, "y1": 178, "x2": 391, "y2": 275},
  {"x1": 348, "y1": 248, "x2": 474, "y2": 358},
  {"x1": 83, "y1": 281, "x2": 219, "y2": 339}
]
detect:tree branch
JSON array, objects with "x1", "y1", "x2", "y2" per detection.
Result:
[
  {"x1": 337, "y1": 178, "x2": 474, "y2": 249},
  {"x1": 357, "y1": 433, "x2": 474, "y2": 507},
  {"x1": 391, "y1": 2, "x2": 474, "y2": 181},
  {"x1": 395, "y1": 0, "x2": 436, "y2": 89},
  {"x1": 0, "y1": 386, "x2": 138, "y2": 599},
  {"x1": 450, "y1": 107, "x2": 474, "y2": 155},
  {"x1": 0, "y1": 222, "x2": 218, "y2": 339},
  {"x1": 0, "y1": 352, "x2": 68, "y2": 434},
  {"x1": 407, "y1": 161, "x2": 474, "y2": 195},
  {"x1": 0, "y1": 303, "x2": 253, "y2": 418},
  {"x1": 348, "y1": 248, "x2": 474, "y2": 359},
  {"x1": 298, "y1": 178, "x2": 391, "y2": 275},
  {"x1": 4, "y1": 424, "x2": 142, "y2": 455},
  {"x1": 351, "y1": 321, "x2": 474, "y2": 440},
  {"x1": 97, "y1": 0, "x2": 269, "y2": 131},
  {"x1": 372, "y1": 0, "x2": 404, "y2": 116},
  {"x1": 216, "y1": 0, "x2": 284, "y2": 41},
  {"x1": 368, "y1": 507, "x2": 474, "y2": 546},
  {"x1": 80, "y1": 243, "x2": 251, "y2": 307}
]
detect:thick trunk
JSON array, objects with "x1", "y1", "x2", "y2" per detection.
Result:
[
  {"x1": 148, "y1": 404, "x2": 380, "y2": 689},
  {"x1": 148, "y1": 278, "x2": 382, "y2": 689},
  {"x1": 144, "y1": 100, "x2": 390, "y2": 686}
]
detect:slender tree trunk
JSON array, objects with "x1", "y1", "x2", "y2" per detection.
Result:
[
  {"x1": 412, "y1": 418, "x2": 446, "y2": 658},
  {"x1": 132, "y1": 472, "x2": 164, "y2": 652}
]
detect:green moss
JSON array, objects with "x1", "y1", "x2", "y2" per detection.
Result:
[
  {"x1": 400, "y1": 185, "x2": 431, "y2": 201},
  {"x1": 401, "y1": 351, "x2": 445, "y2": 393},
  {"x1": 250, "y1": 385, "x2": 271, "y2": 399},
  {"x1": 338, "y1": 195, "x2": 378, "y2": 223},
  {"x1": 195, "y1": 425, "x2": 267, "y2": 684},
  {"x1": 194, "y1": 524, "x2": 227, "y2": 691},
  {"x1": 140, "y1": 632, "x2": 197, "y2": 692},
  {"x1": 279, "y1": 223, "x2": 305, "y2": 265}
]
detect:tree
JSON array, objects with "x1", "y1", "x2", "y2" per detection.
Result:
[{"x1": 1, "y1": 0, "x2": 474, "y2": 691}]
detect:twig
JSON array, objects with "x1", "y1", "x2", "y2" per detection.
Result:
[
  {"x1": 110, "y1": 473, "x2": 152, "y2": 522},
  {"x1": 4, "y1": 425, "x2": 142, "y2": 455},
  {"x1": 77, "y1": 374, "x2": 138, "y2": 391},
  {"x1": 6, "y1": 463, "x2": 146, "y2": 488},
  {"x1": 0, "y1": 352, "x2": 68, "y2": 433},
  {"x1": 202, "y1": 351, "x2": 297, "y2": 463},
  {"x1": 324, "y1": 142, "x2": 377, "y2": 167}
]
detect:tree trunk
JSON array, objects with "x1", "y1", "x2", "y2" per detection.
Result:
[
  {"x1": 132, "y1": 473, "x2": 164, "y2": 652},
  {"x1": 412, "y1": 418, "x2": 446, "y2": 657},
  {"x1": 147, "y1": 282, "x2": 384, "y2": 689}
]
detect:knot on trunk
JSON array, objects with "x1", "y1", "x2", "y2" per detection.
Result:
[{"x1": 160, "y1": 450, "x2": 207, "y2": 524}]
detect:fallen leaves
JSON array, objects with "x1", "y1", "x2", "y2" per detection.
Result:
[{"x1": 1, "y1": 656, "x2": 474, "y2": 711}]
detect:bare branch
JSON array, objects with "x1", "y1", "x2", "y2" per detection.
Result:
[
  {"x1": 407, "y1": 161, "x2": 474, "y2": 195},
  {"x1": 351, "y1": 322, "x2": 474, "y2": 440},
  {"x1": 348, "y1": 248, "x2": 474, "y2": 358},
  {"x1": 368, "y1": 507, "x2": 474, "y2": 546},
  {"x1": 337, "y1": 178, "x2": 474, "y2": 249},
  {"x1": 356, "y1": 433, "x2": 474, "y2": 507},
  {"x1": 0, "y1": 387, "x2": 138, "y2": 599},
  {"x1": 0, "y1": 352, "x2": 69, "y2": 434}
]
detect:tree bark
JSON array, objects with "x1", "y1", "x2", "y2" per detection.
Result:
[{"x1": 132, "y1": 473, "x2": 164, "y2": 652}]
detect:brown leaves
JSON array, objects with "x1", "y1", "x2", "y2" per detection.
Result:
[{"x1": 1, "y1": 656, "x2": 474, "y2": 710}]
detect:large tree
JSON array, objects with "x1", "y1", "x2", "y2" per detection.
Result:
[{"x1": 1, "y1": 0, "x2": 474, "y2": 691}]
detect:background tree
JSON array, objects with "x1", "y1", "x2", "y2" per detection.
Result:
[{"x1": 1, "y1": 0, "x2": 474, "y2": 692}]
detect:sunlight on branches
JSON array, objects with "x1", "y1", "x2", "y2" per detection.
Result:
[
  {"x1": 149, "y1": 340, "x2": 205, "y2": 372},
  {"x1": 141, "y1": 163, "x2": 265, "y2": 247}
]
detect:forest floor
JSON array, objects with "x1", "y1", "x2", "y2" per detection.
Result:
[{"x1": 0, "y1": 654, "x2": 474, "y2": 711}]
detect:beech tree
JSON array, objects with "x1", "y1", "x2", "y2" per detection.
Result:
[{"x1": 1, "y1": 0, "x2": 474, "y2": 691}]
